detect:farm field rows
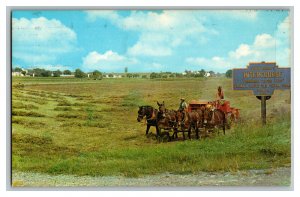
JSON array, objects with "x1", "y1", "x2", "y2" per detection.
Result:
[{"x1": 11, "y1": 77, "x2": 291, "y2": 186}]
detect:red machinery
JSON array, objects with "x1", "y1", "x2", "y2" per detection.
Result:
[{"x1": 187, "y1": 99, "x2": 240, "y2": 121}]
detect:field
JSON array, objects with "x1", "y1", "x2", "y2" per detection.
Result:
[{"x1": 11, "y1": 77, "x2": 291, "y2": 186}]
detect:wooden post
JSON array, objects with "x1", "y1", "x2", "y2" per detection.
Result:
[{"x1": 261, "y1": 96, "x2": 266, "y2": 125}]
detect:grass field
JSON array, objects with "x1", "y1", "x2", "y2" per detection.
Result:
[{"x1": 11, "y1": 77, "x2": 291, "y2": 181}]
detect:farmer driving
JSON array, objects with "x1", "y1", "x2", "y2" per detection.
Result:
[
  {"x1": 216, "y1": 86, "x2": 225, "y2": 107},
  {"x1": 178, "y1": 98, "x2": 188, "y2": 111}
]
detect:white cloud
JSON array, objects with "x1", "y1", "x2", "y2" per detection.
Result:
[
  {"x1": 127, "y1": 34, "x2": 172, "y2": 57},
  {"x1": 86, "y1": 10, "x2": 215, "y2": 57},
  {"x1": 253, "y1": 34, "x2": 275, "y2": 48},
  {"x1": 82, "y1": 50, "x2": 138, "y2": 72},
  {"x1": 86, "y1": 10, "x2": 260, "y2": 58},
  {"x1": 186, "y1": 56, "x2": 231, "y2": 71},
  {"x1": 186, "y1": 15, "x2": 290, "y2": 72},
  {"x1": 12, "y1": 17, "x2": 77, "y2": 64},
  {"x1": 229, "y1": 44, "x2": 252, "y2": 59}
]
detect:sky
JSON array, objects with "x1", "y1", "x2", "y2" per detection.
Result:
[{"x1": 12, "y1": 9, "x2": 290, "y2": 73}]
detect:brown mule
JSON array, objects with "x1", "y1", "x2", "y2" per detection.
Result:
[{"x1": 203, "y1": 109, "x2": 226, "y2": 135}]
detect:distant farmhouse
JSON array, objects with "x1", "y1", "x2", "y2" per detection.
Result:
[
  {"x1": 103, "y1": 73, "x2": 123, "y2": 78},
  {"x1": 12, "y1": 68, "x2": 28, "y2": 77},
  {"x1": 60, "y1": 74, "x2": 75, "y2": 78},
  {"x1": 12, "y1": 71, "x2": 25, "y2": 77},
  {"x1": 204, "y1": 72, "x2": 211, "y2": 77}
]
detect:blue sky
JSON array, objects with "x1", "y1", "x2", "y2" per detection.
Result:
[{"x1": 12, "y1": 10, "x2": 290, "y2": 73}]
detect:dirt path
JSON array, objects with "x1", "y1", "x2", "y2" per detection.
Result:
[{"x1": 12, "y1": 167, "x2": 291, "y2": 187}]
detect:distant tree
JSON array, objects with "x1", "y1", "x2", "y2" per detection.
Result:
[
  {"x1": 108, "y1": 73, "x2": 114, "y2": 78},
  {"x1": 32, "y1": 68, "x2": 44, "y2": 77},
  {"x1": 75, "y1": 69, "x2": 86, "y2": 78},
  {"x1": 175, "y1": 73, "x2": 183, "y2": 78},
  {"x1": 133, "y1": 73, "x2": 140, "y2": 78},
  {"x1": 199, "y1": 69, "x2": 206, "y2": 77},
  {"x1": 209, "y1": 71, "x2": 215, "y2": 77},
  {"x1": 225, "y1": 69, "x2": 232, "y2": 78},
  {"x1": 142, "y1": 75, "x2": 147, "y2": 78},
  {"x1": 53, "y1": 70, "x2": 62, "y2": 77},
  {"x1": 126, "y1": 73, "x2": 133, "y2": 78},
  {"x1": 150, "y1": 72, "x2": 155, "y2": 79},
  {"x1": 63, "y1": 70, "x2": 72, "y2": 75},
  {"x1": 14, "y1": 67, "x2": 23, "y2": 72},
  {"x1": 169, "y1": 74, "x2": 175, "y2": 78},
  {"x1": 150, "y1": 72, "x2": 159, "y2": 79},
  {"x1": 41, "y1": 70, "x2": 51, "y2": 77},
  {"x1": 92, "y1": 70, "x2": 102, "y2": 80},
  {"x1": 194, "y1": 73, "x2": 202, "y2": 78}
]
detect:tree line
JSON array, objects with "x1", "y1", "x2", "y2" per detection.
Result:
[
  {"x1": 12, "y1": 67, "x2": 103, "y2": 80},
  {"x1": 12, "y1": 66, "x2": 233, "y2": 79}
]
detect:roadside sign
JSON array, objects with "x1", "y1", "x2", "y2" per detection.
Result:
[
  {"x1": 233, "y1": 62, "x2": 291, "y2": 125},
  {"x1": 233, "y1": 62, "x2": 290, "y2": 96}
]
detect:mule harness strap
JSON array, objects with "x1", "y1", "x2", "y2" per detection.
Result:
[{"x1": 146, "y1": 110, "x2": 156, "y2": 121}]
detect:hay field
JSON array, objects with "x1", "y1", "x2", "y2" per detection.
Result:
[{"x1": 11, "y1": 77, "x2": 291, "y2": 182}]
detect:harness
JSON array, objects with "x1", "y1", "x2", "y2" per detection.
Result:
[{"x1": 147, "y1": 110, "x2": 156, "y2": 121}]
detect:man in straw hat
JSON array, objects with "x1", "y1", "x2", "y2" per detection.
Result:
[
  {"x1": 215, "y1": 86, "x2": 225, "y2": 107},
  {"x1": 178, "y1": 98, "x2": 188, "y2": 112}
]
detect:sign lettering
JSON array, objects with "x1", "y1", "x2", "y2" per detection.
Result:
[{"x1": 233, "y1": 62, "x2": 291, "y2": 96}]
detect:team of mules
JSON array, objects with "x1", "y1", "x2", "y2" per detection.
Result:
[{"x1": 137, "y1": 101, "x2": 227, "y2": 141}]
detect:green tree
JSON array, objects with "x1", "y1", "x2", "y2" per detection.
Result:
[
  {"x1": 133, "y1": 73, "x2": 140, "y2": 78},
  {"x1": 92, "y1": 70, "x2": 102, "y2": 80},
  {"x1": 209, "y1": 71, "x2": 215, "y2": 77},
  {"x1": 225, "y1": 69, "x2": 232, "y2": 78},
  {"x1": 199, "y1": 69, "x2": 206, "y2": 77},
  {"x1": 53, "y1": 70, "x2": 62, "y2": 77},
  {"x1": 41, "y1": 70, "x2": 51, "y2": 77},
  {"x1": 175, "y1": 73, "x2": 183, "y2": 78},
  {"x1": 142, "y1": 75, "x2": 147, "y2": 78},
  {"x1": 63, "y1": 70, "x2": 72, "y2": 75},
  {"x1": 150, "y1": 72, "x2": 158, "y2": 79},
  {"x1": 14, "y1": 67, "x2": 23, "y2": 72},
  {"x1": 32, "y1": 68, "x2": 49, "y2": 77},
  {"x1": 75, "y1": 69, "x2": 86, "y2": 78}
]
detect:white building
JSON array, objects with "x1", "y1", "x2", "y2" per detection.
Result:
[{"x1": 204, "y1": 72, "x2": 211, "y2": 77}]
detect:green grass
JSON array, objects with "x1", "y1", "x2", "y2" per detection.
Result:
[
  {"x1": 11, "y1": 77, "x2": 291, "y2": 178},
  {"x1": 12, "y1": 119, "x2": 291, "y2": 177}
]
